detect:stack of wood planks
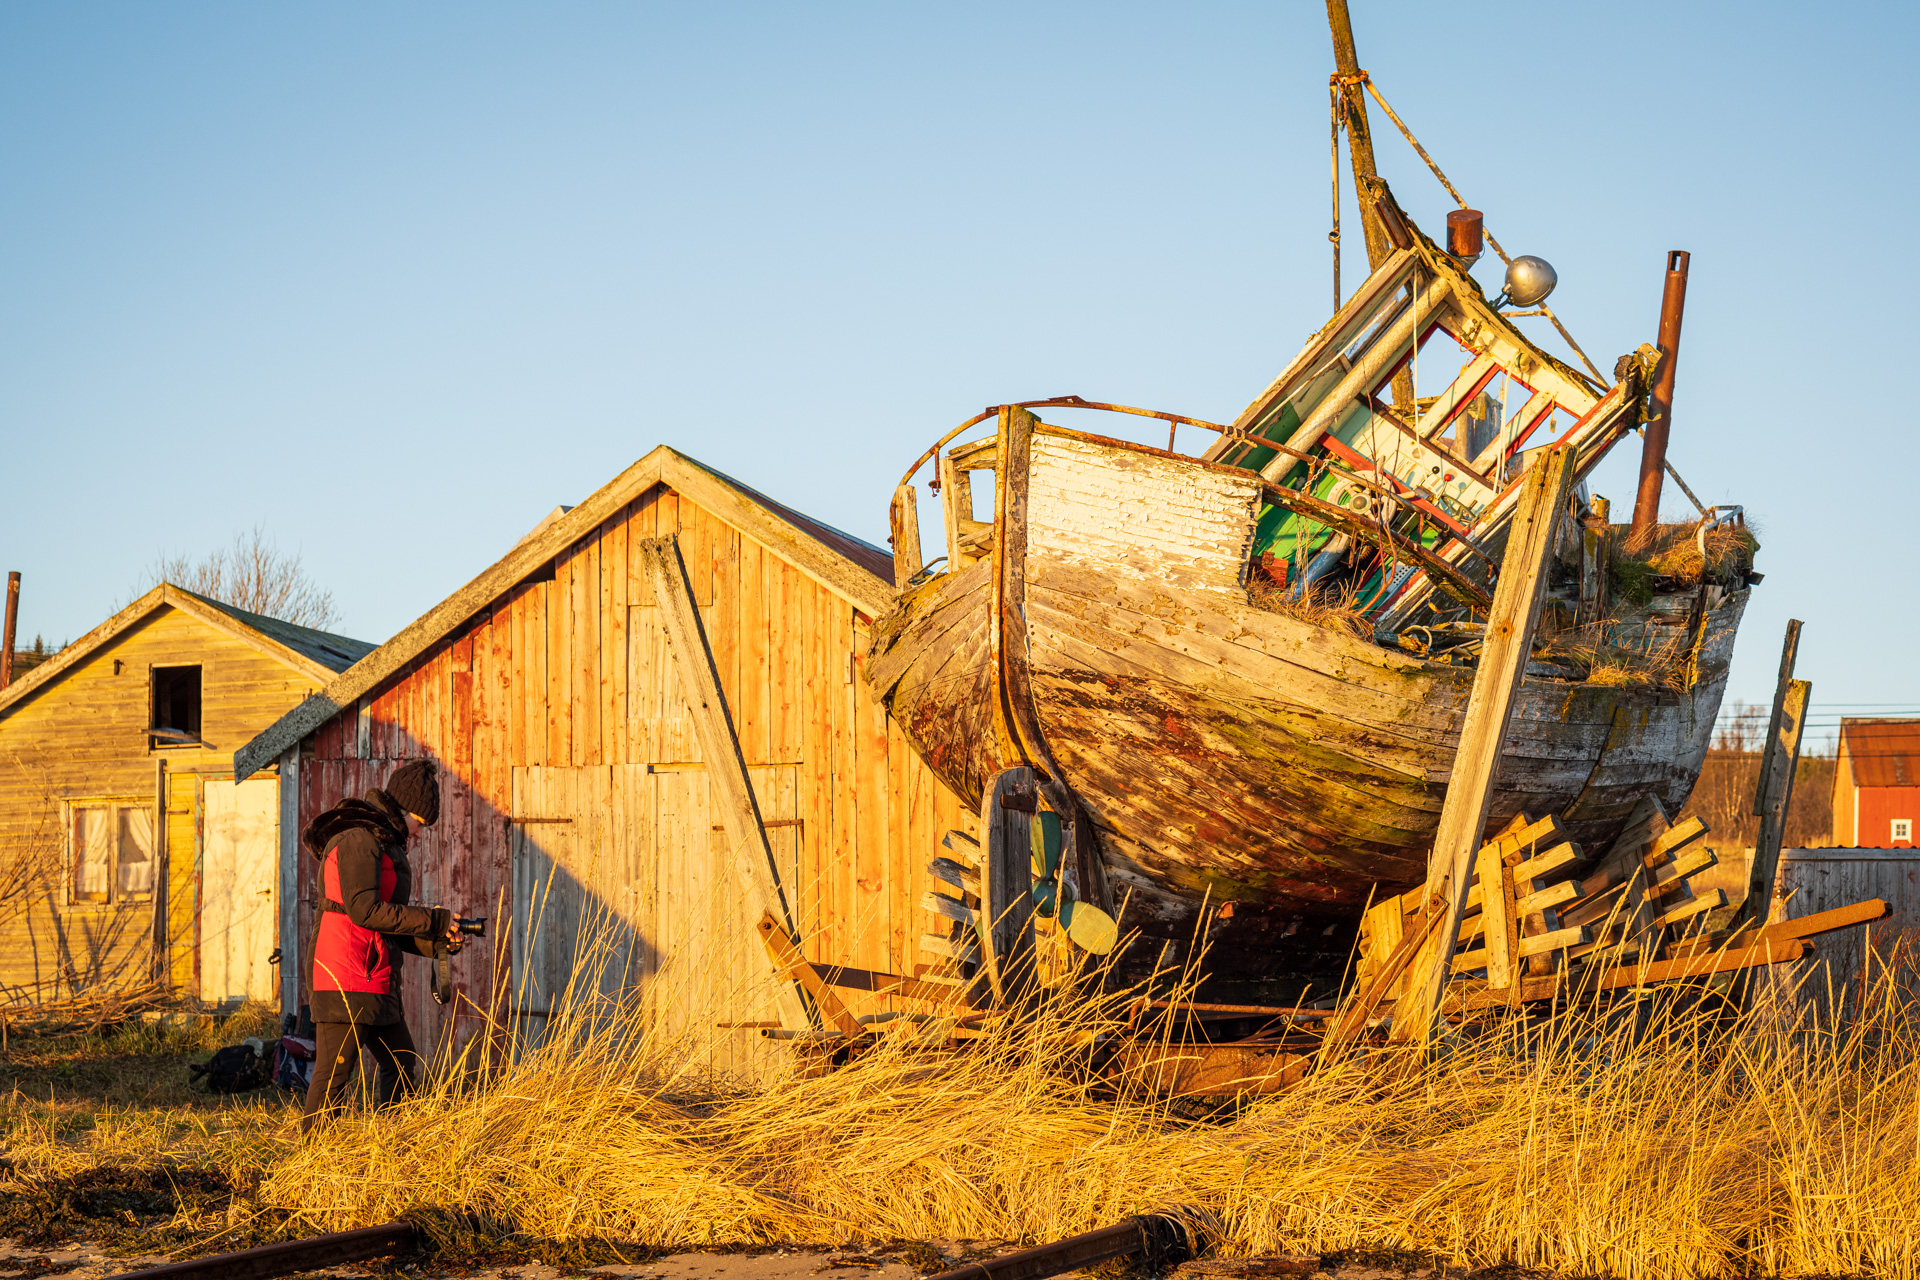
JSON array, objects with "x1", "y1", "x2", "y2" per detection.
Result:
[{"x1": 1344, "y1": 796, "x2": 1889, "y2": 1031}]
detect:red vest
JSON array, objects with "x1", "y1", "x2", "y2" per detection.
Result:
[{"x1": 312, "y1": 844, "x2": 399, "y2": 995}]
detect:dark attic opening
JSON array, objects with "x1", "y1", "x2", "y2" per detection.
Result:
[{"x1": 150, "y1": 663, "x2": 202, "y2": 745}]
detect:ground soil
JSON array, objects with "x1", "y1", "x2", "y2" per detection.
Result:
[{"x1": 0, "y1": 1238, "x2": 1537, "y2": 1280}]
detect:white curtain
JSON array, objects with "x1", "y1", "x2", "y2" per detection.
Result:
[
  {"x1": 73, "y1": 807, "x2": 110, "y2": 898},
  {"x1": 118, "y1": 806, "x2": 155, "y2": 896}
]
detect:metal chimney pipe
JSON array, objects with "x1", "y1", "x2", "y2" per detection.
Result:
[
  {"x1": 0, "y1": 572, "x2": 18, "y2": 690},
  {"x1": 1446, "y1": 209, "x2": 1484, "y2": 260},
  {"x1": 1630, "y1": 251, "x2": 1691, "y2": 540}
]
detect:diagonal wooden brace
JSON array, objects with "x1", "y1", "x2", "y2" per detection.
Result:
[{"x1": 637, "y1": 534, "x2": 813, "y2": 1031}]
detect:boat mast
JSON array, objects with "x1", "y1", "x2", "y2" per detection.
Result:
[
  {"x1": 1326, "y1": 0, "x2": 1413, "y2": 412},
  {"x1": 1325, "y1": 0, "x2": 1390, "y2": 276}
]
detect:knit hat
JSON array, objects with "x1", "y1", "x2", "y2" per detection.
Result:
[{"x1": 385, "y1": 759, "x2": 441, "y2": 826}]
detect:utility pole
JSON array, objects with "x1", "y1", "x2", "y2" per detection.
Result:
[{"x1": 0, "y1": 572, "x2": 18, "y2": 690}]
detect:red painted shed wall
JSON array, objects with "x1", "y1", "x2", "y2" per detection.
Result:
[{"x1": 291, "y1": 483, "x2": 970, "y2": 1061}]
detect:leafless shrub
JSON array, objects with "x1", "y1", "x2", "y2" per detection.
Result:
[{"x1": 131, "y1": 525, "x2": 339, "y2": 630}]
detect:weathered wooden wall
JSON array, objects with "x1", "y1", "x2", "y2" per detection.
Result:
[
  {"x1": 0, "y1": 606, "x2": 309, "y2": 1001},
  {"x1": 292, "y1": 482, "x2": 969, "y2": 1075},
  {"x1": 1766, "y1": 848, "x2": 1920, "y2": 1023}
]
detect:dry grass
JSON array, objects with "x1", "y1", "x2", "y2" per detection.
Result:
[
  {"x1": 219, "y1": 948, "x2": 1920, "y2": 1280},
  {"x1": 1535, "y1": 618, "x2": 1691, "y2": 694},
  {"x1": 1613, "y1": 521, "x2": 1757, "y2": 601},
  {"x1": 12, "y1": 951, "x2": 1920, "y2": 1279},
  {"x1": 1, "y1": 1001, "x2": 295, "y2": 1193},
  {"x1": 1248, "y1": 574, "x2": 1372, "y2": 640}
]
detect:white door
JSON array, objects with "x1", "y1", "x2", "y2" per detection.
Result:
[{"x1": 200, "y1": 777, "x2": 279, "y2": 1005}]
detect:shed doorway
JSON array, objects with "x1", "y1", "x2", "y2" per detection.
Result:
[
  {"x1": 199, "y1": 776, "x2": 279, "y2": 1006},
  {"x1": 507, "y1": 762, "x2": 800, "y2": 1075}
]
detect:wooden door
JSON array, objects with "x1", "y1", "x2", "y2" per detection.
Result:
[
  {"x1": 508, "y1": 762, "x2": 800, "y2": 1077},
  {"x1": 198, "y1": 776, "x2": 279, "y2": 1006},
  {"x1": 620, "y1": 761, "x2": 798, "y2": 1079},
  {"x1": 509, "y1": 766, "x2": 624, "y2": 1050}
]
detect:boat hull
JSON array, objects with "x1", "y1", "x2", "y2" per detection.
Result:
[{"x1": 867, "y1": 422, "x2": 1745, "y2": 936}]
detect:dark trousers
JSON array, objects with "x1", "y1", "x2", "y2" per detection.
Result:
[{"x1": 301, "y1": 1018, "x2": 421, "y2": 1132}]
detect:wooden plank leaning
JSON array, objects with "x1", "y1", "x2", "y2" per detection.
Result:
[
  {"x1": 636, "y1": 534, "x2": 813, "y2": 1032},
  {"x1": 1736, "y1": 619, "x2": 1811, "y2": 938},
  {"x1": 889, "y1": 483, "x2": 922, "y2": 588},
  {"x1": 1393, "y1": 446, "x2": 1575, "y2": 1046}
]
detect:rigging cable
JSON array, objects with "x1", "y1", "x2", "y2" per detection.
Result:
[
  {"x1": 1355, "y1": 71, "x2": 1612, "y2": 392},
  {"x1": 1329, "y1": 79, "x2": 1344, "y2": 312}
]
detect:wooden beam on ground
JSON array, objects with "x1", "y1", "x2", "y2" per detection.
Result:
[
  {"x1": 810, "y1": 960, "x2": 969, "y2": 1008},
  {"x1": 637, "y1": 534, "x2": 812, "y2": 1031},
  {"x1": 1394, "y1": 446, "x2": 1574, "y2": 1045}
]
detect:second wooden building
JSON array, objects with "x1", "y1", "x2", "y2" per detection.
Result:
[{"x1": 238, "y1": 447, "x2": 971, "y2": 1073}]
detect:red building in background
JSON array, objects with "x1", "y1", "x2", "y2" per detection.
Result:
[{"x1": 1832, "y1": 719, "x2": 1920, "y2": 848}]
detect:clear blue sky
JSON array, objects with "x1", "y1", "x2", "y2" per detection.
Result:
[{"x1": 3, "y1": 2, "x2": 1913, "y2": 743}]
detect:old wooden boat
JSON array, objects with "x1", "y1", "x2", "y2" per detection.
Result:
[{"x1": 864, "y1": 189, "x2": 1757, "y2": 968}]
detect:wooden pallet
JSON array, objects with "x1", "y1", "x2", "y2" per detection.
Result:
[{"x1": 1347, "y1": 797, "x2": 1888, "y2": 1027}]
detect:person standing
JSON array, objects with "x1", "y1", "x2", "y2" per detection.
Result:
[{"x1": 299, "y1": 758, "x2": 461, "y2": 1131}]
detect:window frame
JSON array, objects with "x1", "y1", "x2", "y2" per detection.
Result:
[
  {"x1": 65, "y1": 797, "x2": 158, "y2": 908},
  {"x1": 1894, "y1": 818, "x2": 1912, "y2": 845},
  {"x1": 148, "y1": 663, "x2": 205, "y2": 752}
]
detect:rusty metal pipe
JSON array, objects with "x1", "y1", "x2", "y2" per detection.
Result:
[
  {"x1": 1630, "y1": 251, "x2": 1691, "y2": 539},
  {"x1": 922, "y1": 1215, "x2": 1188, "y2": 1280},
  {"x1": 1446, "y1": 209, "x2": 1484, "y2": 260},
  {"x1": 114, "y1": 1222, "x2": 417, "y2": 1280},
  {"x1": 0, "y1": 572, "x2": 18, "y2": 690}
]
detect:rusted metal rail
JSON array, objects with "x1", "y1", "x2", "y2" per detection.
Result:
[
  {"x1": 923, "y1": 1215, "x2": 1188, "y2": 1280},
  {"x1": 116, "y1": 1221, "x2": 417, "y2": 1280}
]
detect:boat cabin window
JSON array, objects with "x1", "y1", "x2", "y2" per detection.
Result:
[{"x1": 942, "y1": 440, "x2": 999, "y2": 567}]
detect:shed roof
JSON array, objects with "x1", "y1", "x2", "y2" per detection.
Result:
[
  {"x1": 0, "y1": 584, "x2": 376, "y2": 717},
  {"x1": 234, "y1": 444, "x2": 896, "y2": 781},
  {"x1": 1840, "y1": 718, "x2": 1920, "y2": 789}
]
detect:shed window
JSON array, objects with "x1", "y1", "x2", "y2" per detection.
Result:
[
  {"x1": 1895, "y1": 819, "x2": 1912, "y2": 844},
  {"x1": 151, "y1": 665, "x2": 202, "y2": 746},
  {"x1": 70, "y1": 802, "x2": 155, "y2": 904}
]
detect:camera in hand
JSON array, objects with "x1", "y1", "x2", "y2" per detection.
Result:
[{"x1": 455, "y1": 915, "x2": 487, "y2": 938}]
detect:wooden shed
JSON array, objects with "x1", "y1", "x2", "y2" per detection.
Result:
[
  {"x1": 236, "y1": 446, "x2": 973, "y2": 1074},
  {"x1": 0, "y1": 586, "x2": 374, "y2": 1005},
  {"x1": 1831, "y1": 718, "x2": 1920, "y2": 849},
  {"x1": 1761, "y1": 847, "x2": 1920, "y2": 1023}
]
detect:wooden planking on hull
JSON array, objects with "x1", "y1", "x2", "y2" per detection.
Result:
[
  {"x1": 874, "y1": 586, "x2": 1738, "y2": 920},
  {"x1": 865, "y1": 422, "x2": 1745, "y2": 928}
]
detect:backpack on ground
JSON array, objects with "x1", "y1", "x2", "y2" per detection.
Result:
[
  {"x1": 190, "y1": 1038, "x2": 270, "y2": 1093},
  {"x1": 272, "y1": 1034, "x2": 316, "y2": 1093}
]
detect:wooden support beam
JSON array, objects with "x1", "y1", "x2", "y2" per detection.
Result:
[
  {"x1": 637, "y1": 534, "x2": 812, "y2": 1031},
  {"x1": 756, "y1": 913, "x2": 862, "y2": 1037},
  {"x1": 978, "y1": 768, "x2": 1038, "y2": 1007},
  {"x1": 1394, "y1": 446, "x2": 1574, "y2": 1045},
  {"x1": 1576, "y1": 497, "x2": 1610, "y2": 627},
  {"x1": 889, "y1": 483, "x2": 922, "y2": 587}
]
